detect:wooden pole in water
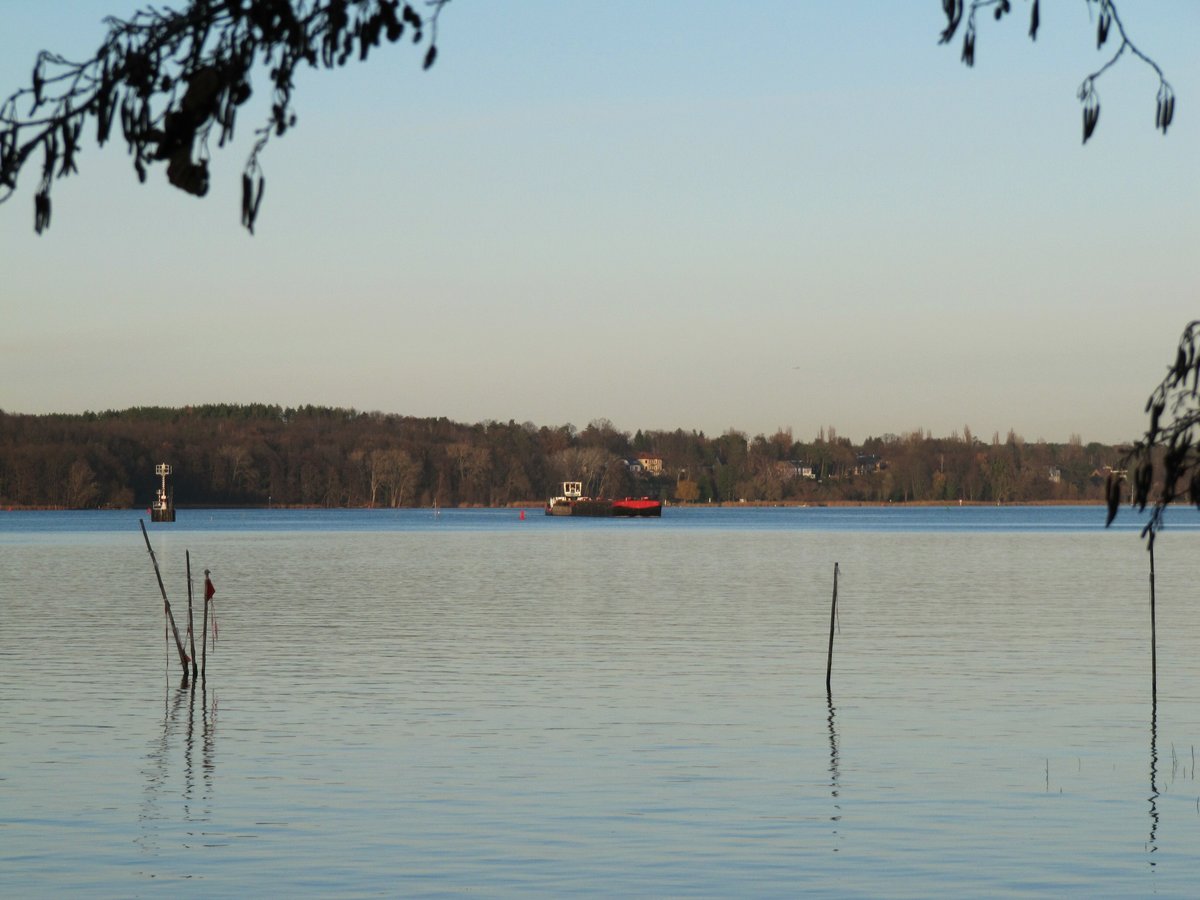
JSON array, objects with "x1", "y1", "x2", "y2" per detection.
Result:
[
  {"x1": 200, "y1": 567, "x2": 210, "y2": 680},
  {"x1": 186, "y1": 550, "x2": 198, "y2": 680},
  {"x1": 1149, "y1": 541, "x2": 1157, "y2": 704},
  {"x1": 140, "y1": 519, "x2": 190, "y2": 679},
  {"x1": 826, "y1": 562, "x2": 839, "y2": 693}
]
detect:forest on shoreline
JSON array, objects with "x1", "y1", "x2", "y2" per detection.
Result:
[{"x1": 0, "y1": 405, "x2": 1129, "y2": 509}]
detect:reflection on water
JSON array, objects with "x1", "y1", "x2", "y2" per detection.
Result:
[
  {"x1": 137, "y1": 680, "x2": 217, "y2": 862},
  {"x1": 827, "y1": 691, "x2": 841, "y2": 853},
  {"x1": 136, "y1": 686, "x2": 183, "y2": 854},
  {"x1": 3, "y1": 511, "x2": 1200, "y2": 896},
  {"x1": 1148, "y1": 696, "x2": 1159, "y2": 869}
]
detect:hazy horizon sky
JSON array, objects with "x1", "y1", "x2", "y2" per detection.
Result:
[{"x1": 2, "y1": 2, "x2": 1197, "y2": 444}]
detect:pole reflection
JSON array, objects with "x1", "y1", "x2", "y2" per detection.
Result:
[
  {"x1": 138, "y1": 677, "x2": 217, "y2": 858},
  {"x1": 827, "y1": 690, "x2": 841, "y2": 852},
  {"x1": 137, "y1": 684, "x2": 187, "y2": 853},
  {"x1": 202, "y1": 680, "x2": 216, "y2": 788},
  {"x1": 185, "y1": 681, "x2": 197, "y2": 804},
  {"x1": 181, "y1": 680, "x2": 216, "y2": 841},
  {"x1": 1147, "y1": 694, "x2": 1158, "y2": 869}
]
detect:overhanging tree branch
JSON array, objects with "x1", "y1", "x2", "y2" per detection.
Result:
[
  {"x1": 1108, "y1": 321, "x2": 1200, "y2": 547},
  {"x1": 0, "y1": 0, "x2": 450, "y2": 235},
  {"x1": 940, "y1": 0, "x2": 1175, "y2": 144}
]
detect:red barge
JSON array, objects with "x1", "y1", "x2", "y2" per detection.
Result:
[{"x1": 545, "y1": 482, "x2": 662, "y2": 518}]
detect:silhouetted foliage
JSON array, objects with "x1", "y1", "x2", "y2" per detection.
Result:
[
  {"x1": 940, "y1": 0, "x2": 1175, "y2": 144},
  {"x1": 2, "y1": 2, "x2": 1177, "y2": 233},
  {"x1": 944, "y1": 3, "x2": 1193, "y2": 543},
  {"x1": 1107, "y1": 321, "x2": 1200, "y2": 544},
  {"x1": 1, "y1": 0, "x2": 449, "y2": 234}
]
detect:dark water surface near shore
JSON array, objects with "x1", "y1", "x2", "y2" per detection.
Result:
[{"x1": 3, "y1": 507, "x2": 1200, "y2": 896}]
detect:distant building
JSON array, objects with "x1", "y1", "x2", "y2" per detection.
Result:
[
  {"x1": 776, "y1": 460, "x2": 816, "y2": 480},
  {"x1": 1047, "y1": 466, "x2": 1062, "y2": 484},
  {"x1": 854, "y1": 453, "x2": 884, "y2": 475},
  {"x1": 637, "y1": 456, "x2": 664, "y2": 476}
]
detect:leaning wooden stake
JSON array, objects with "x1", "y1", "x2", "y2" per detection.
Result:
[
  {"x1": 186, "y1": 550, "x2": 199, "y2": 680},
  {"x1": 139, "y1": 519, "x2": 190, "y2": 679},
  {"x1": 1149, "y1": 541, "x2": 1157, "y2": 704},
  {"x1": 826, "y1": 562, "x2": 839, "y2": 693}
]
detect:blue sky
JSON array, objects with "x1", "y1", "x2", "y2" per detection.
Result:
[{"x1": 1, "y1": 2, "x2": 1197, "y2": 444}]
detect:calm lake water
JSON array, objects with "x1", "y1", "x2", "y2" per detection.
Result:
[{"x1": 3, "y1": 506, "x2": 1200, "y2": 897}]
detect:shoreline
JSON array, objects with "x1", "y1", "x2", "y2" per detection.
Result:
[
  {"x1": 697, "y1": 499, "x2": 1104, "y2": 508},
  {"x1": 3, "y1": 499, "x2": 1107, "y2": 512}
]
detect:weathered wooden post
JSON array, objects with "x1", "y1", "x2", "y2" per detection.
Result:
[
  {"x1": 1149, "y1": 541, "x2": 1157, "y2": 704},
  {"x1": 186, "y1": 550, "x2": 199, "y2": 680},
  {"x1": 826, "y1": 562, "x2": 839, "y2": 693},
  {"x1": 139, "y1": 519, "x2": 189, "y2": 679},
  {"x1": 200, "y1": 568, "x2": 211, "y2": 679}
]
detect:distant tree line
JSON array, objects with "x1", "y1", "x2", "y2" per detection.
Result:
[{"x1": 0, "y1": 405, "x2": 1130, "y2": 509}]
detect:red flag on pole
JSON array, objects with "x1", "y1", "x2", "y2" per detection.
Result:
[{"x1": 204, "y1": 570, "x2": 218, "y2": 643}]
